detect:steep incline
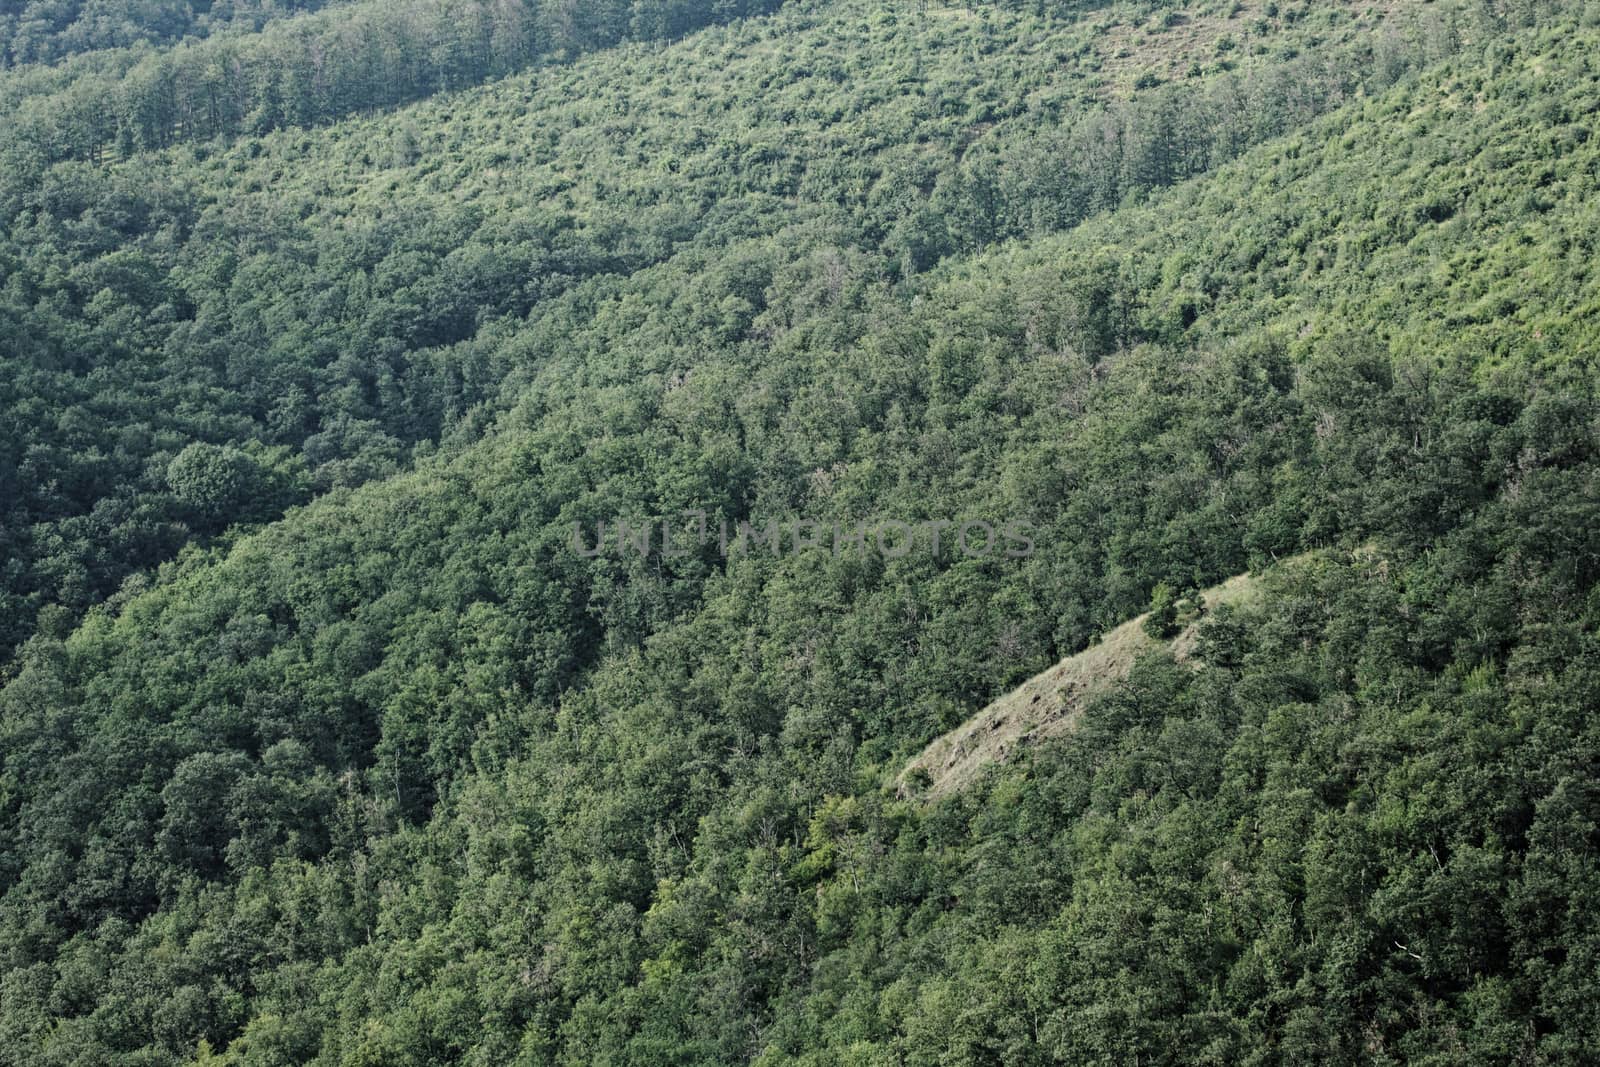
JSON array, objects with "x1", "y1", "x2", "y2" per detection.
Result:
[
  {"x1": 0, "y1": 0, "x2": 1471, "y2": 662},
  {"x1": 0, "y1": 13, "x2": 1598, "y2": 1063},
  {"x1": 902, "y1": 564, "x2": 1276, "y2": 797}
]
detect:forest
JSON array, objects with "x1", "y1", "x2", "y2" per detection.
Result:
[{"x1": 1, "y1": 0, "x2": 1598, "y2": 1063}]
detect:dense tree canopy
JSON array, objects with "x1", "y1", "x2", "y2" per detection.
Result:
[
  {"x1": 0, "y1": 0, "x2": 1552, "y2": 663},
  {"x1": 2, "y1": 0, "x2": 1599, "y2": 1063},
  {"x1": 0, "y1": 0, "x2": 344, "y2": 67}
]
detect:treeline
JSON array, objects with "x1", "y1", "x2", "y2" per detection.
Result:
[
  {"x1": 0, "y1": 0, "x2": 787, "y2": 166},
  {"x1": 0, "y1": 0, "x2": 344, "y2": 68},
  {"x1": 890, "y1": 50, "x2": 1420, "y2": 270},
  {"x1": 905, "y1": 0, "x2": 1600, "y2": 265}
]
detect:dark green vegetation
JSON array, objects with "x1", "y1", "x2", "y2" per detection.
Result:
[
  {"x1": 0, "y1": 0, "x2": 1525, "y2": 662},
  {"x1": 0, "y1": 0, "x2": 343, "y2": 68},
  {"x1": 0, "y1": 0, "x2": 788, "y2": 167},
  {"x1": 3, "y1": 0, "x2": 1600, "y2": 1063}
]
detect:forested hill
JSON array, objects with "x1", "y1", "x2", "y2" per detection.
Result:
[
  {"x1": 3, "y1": 0, "x2": 1600, "y2": 1058},
  {"x1": 0, "y1": 0, "x2": 790, "y2": 165},
  {"x1": 0, "y1": 0, "x2": 348, "y2": 68},
  {"x1": 0, "y1": 0, "x2": 1495, "y2": 664}
]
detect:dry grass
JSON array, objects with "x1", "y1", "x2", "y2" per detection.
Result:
[{"x1": 899, "y1": 564, "x2": 1275, "y2": 800}]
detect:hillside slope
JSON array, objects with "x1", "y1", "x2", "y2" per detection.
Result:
[
  {"x1": 0, "y1": 0, "x2": 1541, "y2": 663},
  {"x1": 902, "y1": 563, "x2": 1277, "y2": 798},
  {"x1": 2, "y1": 13, "x2": 1599, "y2": 1062}
]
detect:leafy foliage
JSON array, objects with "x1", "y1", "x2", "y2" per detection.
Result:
[
  {"x1": 0, "y1": 0, "x2": 1547, "y2": 662},
  {"x1": 0, "y1": 0, "x2": 344, "y2": 67},
  {"x1": 2, "y1": 0, "x2": 1600, "y2": 1063}
]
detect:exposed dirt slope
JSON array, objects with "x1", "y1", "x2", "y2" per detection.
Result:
[{"x1": 901, "y1": 568, "x2": 1269, "y2": 799}]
